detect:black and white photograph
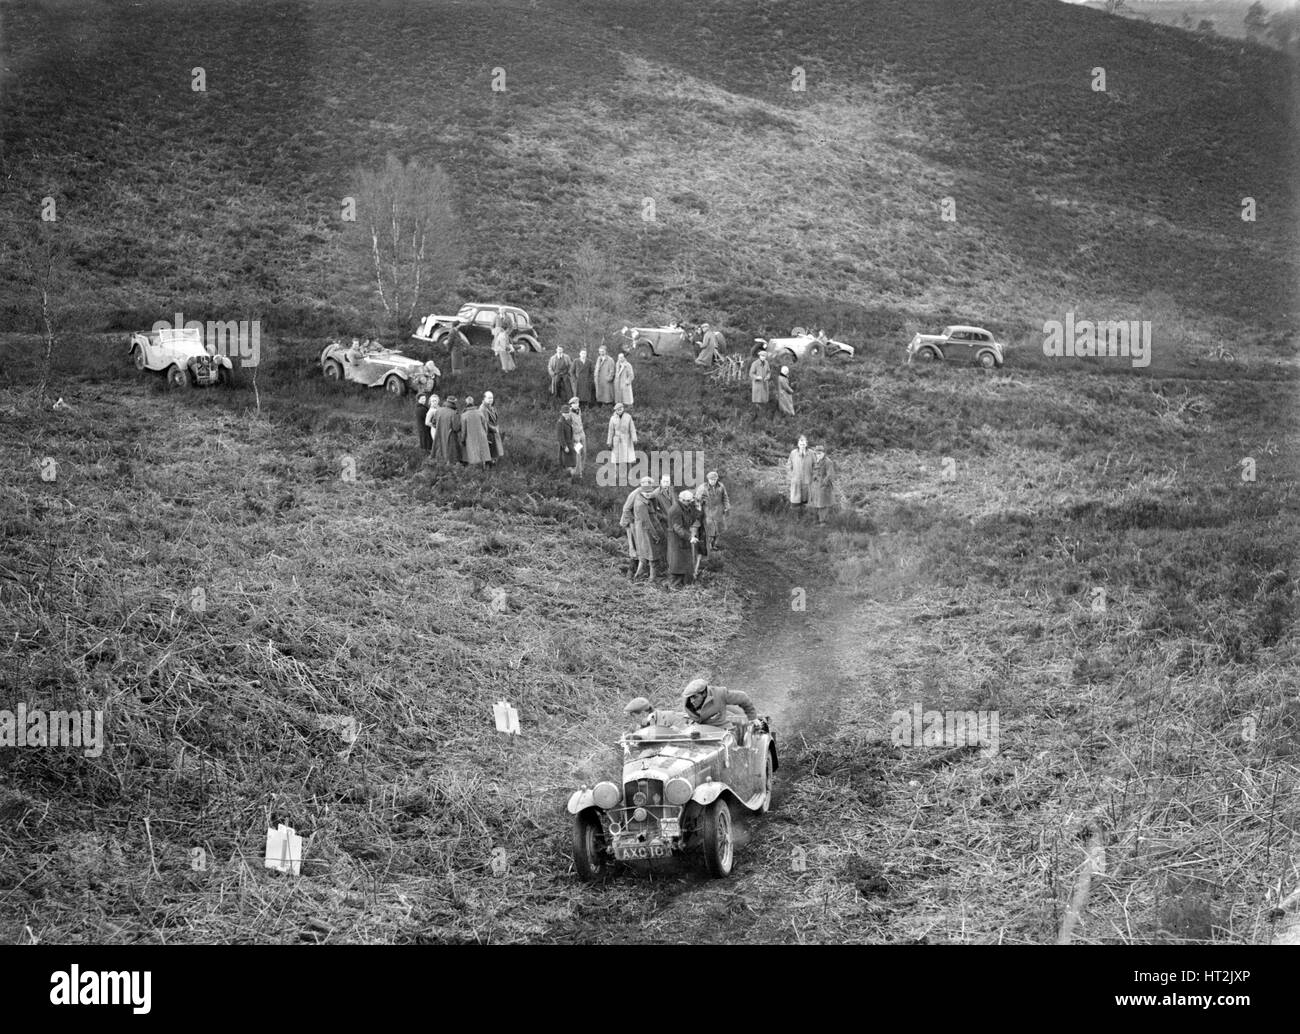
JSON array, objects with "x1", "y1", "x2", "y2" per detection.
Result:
[{"x1": 0, "y1": 0, "x2": 1297, "y2": 994}]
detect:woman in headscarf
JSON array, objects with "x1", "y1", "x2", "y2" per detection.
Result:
[
  {"x1": 777, "y1": 365, "x2": 795, "y2": 417},
  {"x1": 697, "y1": 470, "x2": 731, "y2": 553},
  {"x1": 809, "y1": 444, "x2": 837, "y2": 525},
  {"x1": 666, "y1": 489, "x2": 702, "y2": 589},
  {"x1": 480, "y1": 391, "x2": 505, "y2": 465},
  {"x1": 614, "y1": 351, "x2": 635, "y2": 407},
  {"x1": 459, "y1": 395, "x2": 492, "y2": 467},
  {"x1": 491, "y1": 318, "x2": 516, "y2": 372}
]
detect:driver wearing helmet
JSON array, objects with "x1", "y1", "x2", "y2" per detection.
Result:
[{"x1": 681, "y1": 677, "x2": 757, "y2": 738}]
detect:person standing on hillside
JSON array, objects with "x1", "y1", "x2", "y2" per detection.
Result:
[
  {"x1": 621, "y1": 475, "x2": 666, "y2": 583},
  {"x1": 697, "y1": 470, "x2": 731, "y2": 553},
  {"x1": 567, "y1": 397, "x2": 587, "y2": 478},
  {"x1": 411, "y1": 359, "x2": 440, "y2": 398},
  {"x1": 480, "y1": 392, "x2": 505, "y2": 465},
  {"x1": 594, "y1": 345, "x2": 616, "y2": 406},
  {"x1": 787, "y1": 435, "x2": 813, "y2": 518},
  {"x1": 491, "y1": 318, "x2": 516, "y2": 373},
  {"x1": 557, "y1": 403, "x2": 578, "y2": 477},
  {"x1": 808, "y1": 444, "x2": 836, "y2": 525},
  {"x1": 777, "y1": 365, "x2": 795, "y2": 418},
  {"x1": 447, "y1": 397, "x2": 466, "y2": 464},
  {"x1": 446, "y1": 321, "x2": 469, "y2": 377},
  {"x1": 749, "y1": 347, "x2": 771, "y2": 417},
  {"x1": 573, "y1": 348, "x2": 596, "y2": 406},
  {"x1": 415, "y1": 393, "x2": 432, "y2": 451},
  {"x1": 614, "y1": 351, "x2": 635, "y2": 407},
  {"x1": 606, "y1": 402, "x2": 637, "y2": 485},
  {"x1": 666, "y1": 489, "x2": 702, "y2": 590},
  {"x1": 695, "y1": 323, "x2": 725, "y2": 367},
  {"x1": 548, "y1": 346, "x2": 573, "y2": 401},
  {"x1": 459, "y1": 395, "x2": 492, "y2": 467},
  {"x1": 423, "y1": 394, "x2": 440, "y2": 454},
  {"x1": 431, "y1": 395, "x2": 461, "y2": 465}
]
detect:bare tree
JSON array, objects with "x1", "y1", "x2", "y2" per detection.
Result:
[
  {"x1": 3, "y1": 216, "x2": 78, "y2": 407},
  {"x1": 552, "y1": 241, "x2": 632, "y2": 354},
  {"x1": 342, "y1": 155, "x2": 460, "y2": 341}
]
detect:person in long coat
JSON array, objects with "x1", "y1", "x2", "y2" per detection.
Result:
[
  {"x1": 606, "y1": 402, "x2": 637, "y2": 482},
  {"x1": 548, "y1": 347, "x2": 573, "y2": 400},
  {"x1": 573, "y1": 348, "x2": 596, "y2": 405},
  {"x1": 750, "y1": 348, "x2": 771, "y2": 408},
  {"x1": 614, "y1": 352, "x2": 635, "y2": 407},
  {"x1": 777, "y1": 366, "x2": 795, "y2": 417},
  {"x1": 650, "y1": 474, "x2": 674, "y2": 570},
  {"x1": 415, "y1": 393, "x2": 432, "y2": 450},
  {"x1": 666, "y1": 490, "x2": 702, "y2": 589},
  {"x1": 480, "y1": 392, "x2": 505, "y2": 464},
  {"x1": 446, "y1": 321, "x2": 469, "y2": 376},
  {"x1": 697, "y1": 470, "x2": 731, "y2": 552},
  {"x1": 557, "y1": 404, "x2": 577, "y2": 475},
  {"x1": 808, "y1": 444, "x2": 836, "y2": 524},
  {"x1": 620, "y1": 476, "x2": 667, "y2": 582},
  {"x1": 567, "y1": 398, "x2": 586, "y2": 477},
  {"x1": 491, "y1": 320, "x2": 516, "y2": 372},
  {"x1": 695, "y1": 324, "x2": 724, "y2": 367},
  {"x1": 594, "y1": 345, "x2": 616, "y2": 405},
  {"x1": 447, "y1": 397, "x2": 465, "y2": 463},
  {"x1": 459, "y1": 395, "x2": 492, "y2": 466},
  {"x1": 788, "y1": 435, "x2": 813, "y2": 516},
  {"x1": 431, "y1": 396, "x2": 461, "y2": 465}
]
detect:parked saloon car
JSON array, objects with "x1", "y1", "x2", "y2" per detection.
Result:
[
  {"x1": 619, "y1": 321, "x2": 700, "y2": 359},
  {"x1": 753, "y1": 327, "x2": 855, "y2": 364},
  {"x1": 906, "y1": 325, "x2": 1005, "y2": 368},
  {"x1": 568, "y1": 717, "x2": 778, "y2": 880},
  {"x1": 412, "y1": 303, "x2": 542, "y2": 352},
  {"x1": 319, "y1": 340, "x2": 426, "y2": 395},
  {"x1": 129, "y1": 327, "x2": 233, "y2": 388}
]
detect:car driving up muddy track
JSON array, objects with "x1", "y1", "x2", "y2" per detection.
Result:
[{"x1": 568, "y1": 718, "x2": 778, "y2": 880}]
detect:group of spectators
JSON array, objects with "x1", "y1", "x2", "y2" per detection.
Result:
[{"x1": 619, "y1": 471, "x2": 732, "y2": 589}]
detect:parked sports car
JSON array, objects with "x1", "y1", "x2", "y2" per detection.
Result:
[
  {"x1": 753, "y1": 328, "x2": 855, "y2": 364},
  {"x1": 319, "y1": 340, "x2": 428, "y2": 395},
  {"x1": 907, "y1": 325, "x2": 1005, "y2": 368},
  {"x1": 568, "y1": 717, "x2": 778, "y2": 880},
  {"x1": 412, "y1": 302, "x2": 542, "y2": 352},
  {"x1": 128, "y1": 327, "x2": 234, "y2": 389},
  {"x1": 620, "y1": 321, "x2": 700, "y2": 359}
]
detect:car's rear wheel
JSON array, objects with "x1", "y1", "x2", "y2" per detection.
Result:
[
  {"x1": 807, "y1": 343, "x2": 823, "y2": 361},
  {"x1": 323, "y1": 360, "x2": 343, "y2": 382},
  {"x1": 132, "y1": 345, "x2": 146, "y2": 371},
  {"x1": 701, "y1": 797, "x2": 734, "y2": 877},
  {"x1": 978, "y1": 350, "x2": 997, "y2": 369},
  {"x1": 516, "y1": 336, "x2": 539, "y2": 353},
  {"x1": 384, "y1": 374, "x2": 406, "y2": 396},
  {"x1": 635, "y1": 341, "x2": 653, "y2": 361},
  {"x1": 760, "y1": 751, "x2": 774, "y2": 813},
  {"x1": 916, "y1": 347, "x2": 938, "y2": 362},
  {"x1": 572, "y1": 809, "x2": 614, "y2": 882},
  {"x1": 166, "y1": 365, "x2": 190, "y2": 390}
]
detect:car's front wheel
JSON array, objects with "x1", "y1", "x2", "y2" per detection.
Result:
[
  {"x1": 572, "y1": 809, "x2": 614, "y2": 882},
  {"x1": 916, "y1": 347, "x2": 938, "y2": 362},
  {"x1": 166, "y1": 365, "x2": 190, "y2": 390},
  {"x1": 634, "y1": 341, "x2": 654, "y2": 361},
  {"x1": 384, "y1": 374, "x2": 406, "y2": 396},
  {"x1": 701, "y1": 797, "x2": 734, "y2": 877},
  {"x1": 132, "y1": 345, "x2": 146, "y2": 371},
  {"x1": 323, "y1": 359, "x2": 343, "y2": 382}
]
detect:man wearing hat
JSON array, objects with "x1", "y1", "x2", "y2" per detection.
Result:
[
  {"x1": 681, "y1": 677, "x2": 758, "y2": 737},
  {"x1": 749, "y1": 346, "x2": 771, "y2": 414},
  {"x1": 620, "y1": 475, "x2": 666, "y2": 582},
  {"x1": 567, "y1": 396, "x2": 586, "y2": 477},
  {"x1": 624, "y1": 696, "x2": 686, "y2": 731},
  {"x1": 695, "y1": 323, "x2": 724, "y2": 367}
]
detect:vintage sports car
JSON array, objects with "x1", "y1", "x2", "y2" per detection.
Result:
[
  {"x1": 320, "y1": 340, "x2": 427, "y2": 395},
  {"x1": 412, "y1": 302, "x2": 542, "y2": 353},
  {"x1": 620, "y1": 321, "x2": 700, "y2": 359},
  {"x1": 907, "y1": 325, "x2": 1005, "y2": 368},
  {"x1": 129, "y1": 327, "x2": 234, "y2": 389},
  {"x1": 752, "y1": 327, "x2": 855, "y2": 364},
  {"x1": 568, "y1": 717, "x2": 778, "y2": 880}
]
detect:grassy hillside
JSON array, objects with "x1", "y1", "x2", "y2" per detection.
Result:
[{"x1": 0, "y1": 0, "x2": 1297, "y2": 944}]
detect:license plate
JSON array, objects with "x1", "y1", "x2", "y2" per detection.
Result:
[{"x1": 614, "y1": 843, "x2": 668, "y2": 860}]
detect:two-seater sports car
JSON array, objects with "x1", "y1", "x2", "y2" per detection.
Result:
[
  {"x1": 568, "y1": 717, "x2": 777, "y2": 880},
  {"x1": 619, "y1": 321, "x2": 700, "y2": 359},
  {"x1": 752, "y1": 327, "x2": 855, "y2": 364},
  {"x1": 906, "y1": 325, "x2": 1005, "y2": 368},
  {"x1": 319, "y1": 340, "x2": 431, "y2": 396},
  {"x1": 129, "y1": 327, "x2": 234, "y2": 388},
  {"x1": 412, "y1": 303, "x2": 543, "y2": 353}
]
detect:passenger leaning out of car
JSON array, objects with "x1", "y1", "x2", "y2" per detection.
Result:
[{"x1": 681, "y1": 678, "x2": 758, "y2": 740}]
